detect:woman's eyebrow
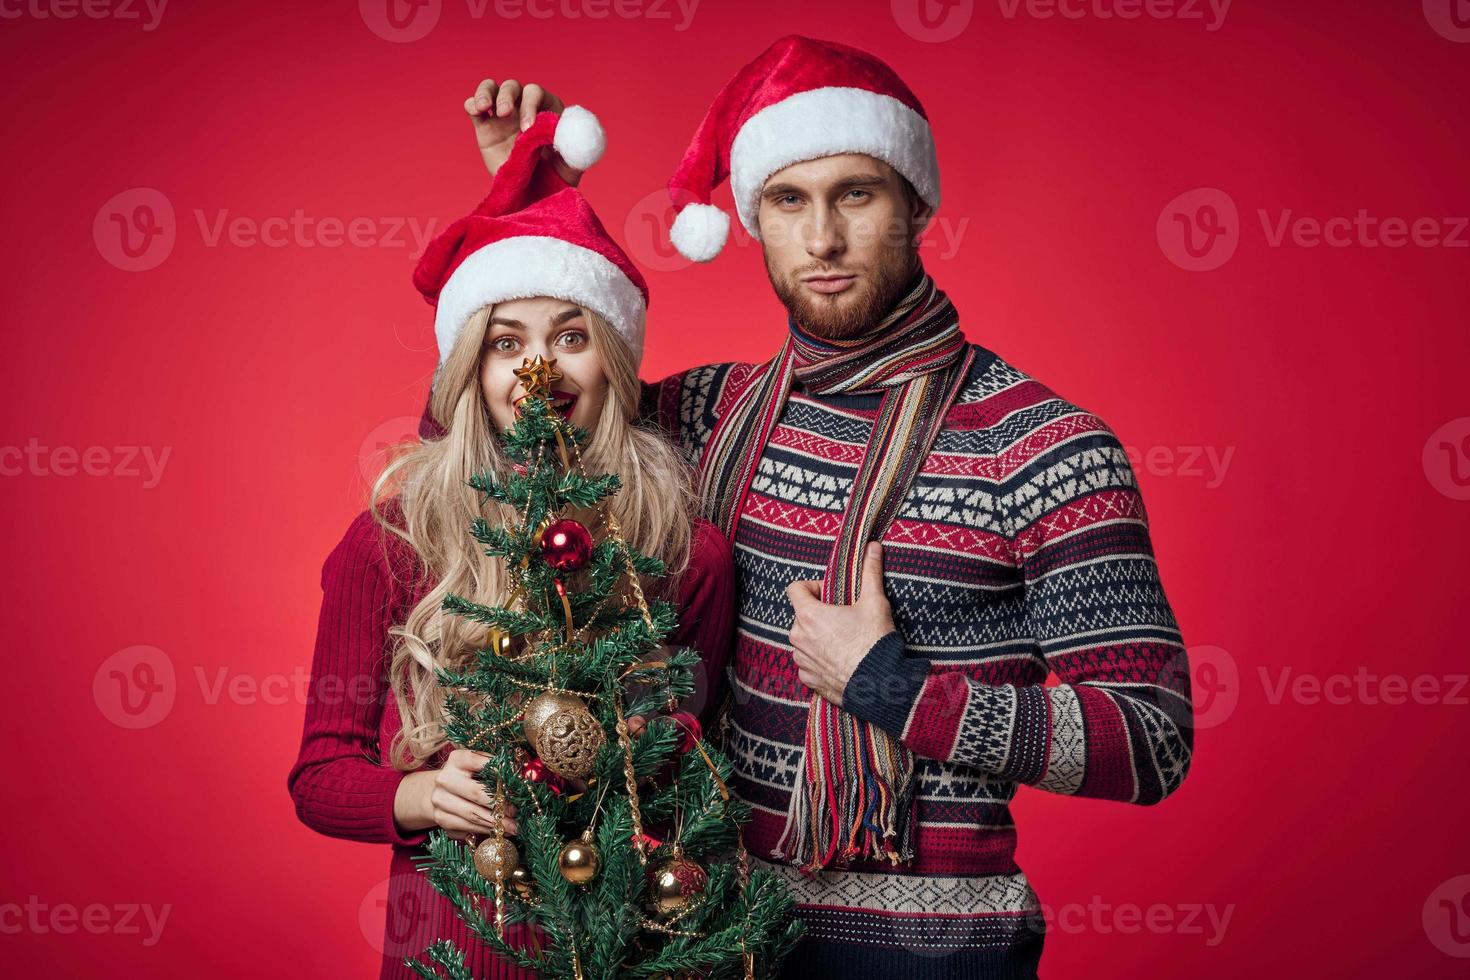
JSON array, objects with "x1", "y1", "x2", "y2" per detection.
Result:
[{"x1": 489, "y1": 307, "x2": 584, "y2": 328}]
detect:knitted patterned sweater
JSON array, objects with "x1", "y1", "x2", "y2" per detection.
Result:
[{"x1": 643, "y1": 341, "x2": 1194, "y2": 979}]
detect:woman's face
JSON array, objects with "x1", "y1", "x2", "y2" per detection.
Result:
[{"x1": 480, "y1": 296, "x2": 609, "y2": 433}]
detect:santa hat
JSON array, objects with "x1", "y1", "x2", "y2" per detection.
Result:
[
  {"x1": 413, "y1": 106, "x2": 649, "y2": 369},
  {"x1": 666, "y1": 34, "x2": 940, "y2": 263}
]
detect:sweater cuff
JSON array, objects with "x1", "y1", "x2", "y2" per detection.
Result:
[{"x1": 841, "y1": 630, "x2": 931, "y2": 738}]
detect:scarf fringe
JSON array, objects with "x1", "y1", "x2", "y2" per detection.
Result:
[{"x1": 774, "y1": 696, "x2": 920, "y2": 873}]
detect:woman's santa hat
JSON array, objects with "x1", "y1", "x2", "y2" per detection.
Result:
[
  {"x1": 413, "y1": 106, "x2": 649, "y2": 368},
  {"x1": 666, "y1": 34, "x2": 941, "y2": 263}
]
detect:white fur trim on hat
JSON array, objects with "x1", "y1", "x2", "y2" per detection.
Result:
[
  {"x1": 669, "y1": 203, "x2": 731, "y2": 263},
  {"x1": 553, "y1": 105, "x2": 606, "y2": 172},
  {"x1": 434, "y1": 235, "x2": 646, "y2": 365},
  {"x1": 728, "y1": 86, "x2": 940, "y2": 238}
]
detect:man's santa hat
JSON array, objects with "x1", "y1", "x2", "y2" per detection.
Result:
[
  {"x1": 666, "y1": 34, "x2": 941, "y2": 263},
  {"x1": 413, "y1": 106, "x2": 649, "y2": 370}
]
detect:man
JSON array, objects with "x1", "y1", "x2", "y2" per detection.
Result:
[{"x1": 456, "y1": 35, "x2": 1193, "y2": 979}]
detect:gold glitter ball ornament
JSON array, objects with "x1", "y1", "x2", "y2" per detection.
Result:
[
  {"x1": 473, "y1": 836, "x2": 520, "y2": 883},
  {"x1": 523, "y1": 690, "x2": 605, "y2": 780}
]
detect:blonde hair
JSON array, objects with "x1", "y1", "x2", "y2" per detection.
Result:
[{"x1": 369, "y1": 303, "x2": 696, "y2": 770}]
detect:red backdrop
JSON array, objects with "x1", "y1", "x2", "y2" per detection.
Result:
[{"x1": 2, "y1": 1, "x2": 1467, "y2": 976}]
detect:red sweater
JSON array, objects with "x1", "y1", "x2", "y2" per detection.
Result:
[{"x1": 286, "y1": 497, "x2": 736, "y2": 979}]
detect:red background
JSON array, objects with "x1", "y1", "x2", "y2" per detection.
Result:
[{"x1": 2, "y1": 1, "x2": 1467, "y2": 976}]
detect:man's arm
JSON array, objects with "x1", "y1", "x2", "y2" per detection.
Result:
[{"x1": 797, "y1": 416, "x2": 1194, "y2": 806}]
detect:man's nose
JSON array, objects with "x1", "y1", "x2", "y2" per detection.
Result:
[{"x1": 804, "y1": 205, "x2": 845, "y2": 259}]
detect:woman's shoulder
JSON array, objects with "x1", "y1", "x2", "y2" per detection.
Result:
[
  {"x1": 322, "y1": 497, "x2": 422, "y2": 589},
  {"x1": 684, "y1": 516, "x2": 734, "y2": 585}
]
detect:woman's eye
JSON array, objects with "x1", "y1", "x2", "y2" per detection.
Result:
[
  {"x1": 491, "y1": 336, "x2": 520, "y2": 353},
  {"x1": 556, "y1": 331, "x2": 588, "y2": 348}
]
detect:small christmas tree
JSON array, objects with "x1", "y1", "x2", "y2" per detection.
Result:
[{"x1": 408, "y1": 356, "x2": 802, "y2": 980}]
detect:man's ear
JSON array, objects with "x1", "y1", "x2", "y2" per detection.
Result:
[{"x1": 910, "y1": 199, "x2": 936, "y2": 243}]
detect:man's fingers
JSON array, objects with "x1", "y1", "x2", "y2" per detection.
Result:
[
  {"x1": 520, "y1": 83, "x2": 547, "y2": 131},
  {"x1": 496, "y1": 79, "x2": 522, "y2": 117},
  {"x1": 786, "y1": 579, "x2": 821, "y2": 607},
  {"x1": 471, "y1": 78, "x2": 498, "y2": 114},
  {"x1": 860, "y1": 541, "x2": 886, "y2": 603}
]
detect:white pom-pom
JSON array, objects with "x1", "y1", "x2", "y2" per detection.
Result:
[
  {"x1": 669, "y1": 203, "x2": 730, "y2": 263},
  {"x1": 553, "y1": 105, "x2": 605, "y2": 171}
]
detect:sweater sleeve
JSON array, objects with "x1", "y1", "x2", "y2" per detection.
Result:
[
  {"x1": 663, "y1": 518, "x2": 736, "y2": 731},
  {"x1": 841, "y1": 414, "x2": 1194, "y2": 806},
  {"x1": 286, "y1": 509, "x2": 432, "y2": 847}
]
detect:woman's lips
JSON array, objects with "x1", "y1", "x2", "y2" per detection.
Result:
[
  {"x1": 549, "y1": 390, "x2": 579, "y2": 419},
  {"x1": 802, "y1": 275, "x2": 856, "y2": 295}
]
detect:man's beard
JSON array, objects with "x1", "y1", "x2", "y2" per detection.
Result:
[{"x1": 765, "y1": 238, "x2": 918, "y2": 341}]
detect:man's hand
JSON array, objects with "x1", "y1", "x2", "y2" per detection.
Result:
[
  {"x1": 465, "y1": 77, "x2": 584, "y2": 186},
  {"x1": 787, "y1": 542, "x2": 896, "y2": 706}
]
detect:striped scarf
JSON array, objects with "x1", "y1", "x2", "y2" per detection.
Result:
[{"x1": 698, "y1": 270, "x2": 975, "y2": 872}]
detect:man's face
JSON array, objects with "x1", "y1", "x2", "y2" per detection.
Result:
[{"x1": 757, "y1": 153, "x2": 933, "y2": 340}]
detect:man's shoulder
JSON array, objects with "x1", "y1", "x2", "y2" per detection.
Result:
[{"x1": 952, "y1": 343, "x2": 1118, "y2": 439}]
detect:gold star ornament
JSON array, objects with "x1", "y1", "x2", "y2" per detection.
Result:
[{"x1": 513, "y1": 355, "x2": 563, "y2": 402}]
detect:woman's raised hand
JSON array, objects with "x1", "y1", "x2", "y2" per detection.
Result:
[{"x1": 466, "y1": 78, "x2": 584, "y2": 186}]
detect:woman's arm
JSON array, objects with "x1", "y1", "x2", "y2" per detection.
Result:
[
  {"x1": 285, "y1": 509, "x2": 434, "y2": 847},
  {"x1": 664, "y1": 518, "x2": 736, "y2": 732}
]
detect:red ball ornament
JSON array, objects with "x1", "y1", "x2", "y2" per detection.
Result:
[
  {"x1": 540, "y1": 518, "x2": 594, "y2": 572},
  {"x1": 668, "y1": 711, "x2": 702, "y2": 754},
  {"x1": 519, "y1": 757, "x2": 566, "y2": 795}
]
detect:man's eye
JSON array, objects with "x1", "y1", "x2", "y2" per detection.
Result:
[
  {"x1": 845, "y1": 189, "x2": 871, "y2": 201},
  {"x1": 777, "y1": 195, "x2": 800, "y2": 207}
]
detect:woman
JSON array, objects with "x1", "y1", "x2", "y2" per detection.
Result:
[{"x1": 286, "y1": 106, "x2": 735, "y2": 979}]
